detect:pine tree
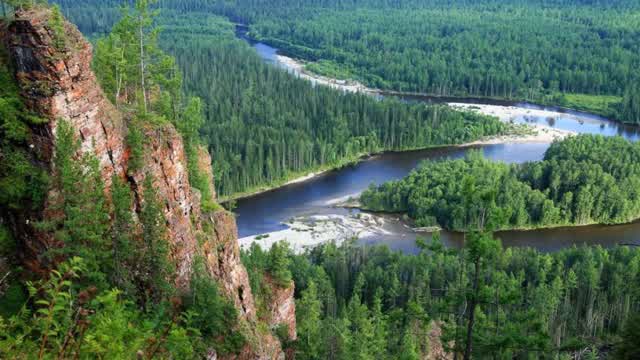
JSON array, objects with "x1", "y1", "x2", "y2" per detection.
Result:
[
  {"x1": 268, "y1": 241, "x2": 292, "y2": 287},
  {"x1": 370, "y1": 289, "x2": 388, "y2": 357},
  {"x1": 297, "y1": 280, "x2": 323, "y2": 359},
  {"x1": 139, "y1": 174, "x2": 173, "y2": 308},
  {"x1": 110, "y1": 174, "x2": 136, "y2": 295},
  {"x1": 51, "y1": 120, "x2": 110, "y2": 289}
]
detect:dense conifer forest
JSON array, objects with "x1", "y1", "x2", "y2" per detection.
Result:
[
  {"x1": 244, "y1": 239, "x2": 640, "y2": 359},
  {"x1": 47, "y1": 1, "x2": 640, "y2": 122},
  {"x1": 213, "y1": 0, "x2": 640, "y2": 123},
  {"x1": 362, "y1": 135, "x2": 640, "y2": 231}
]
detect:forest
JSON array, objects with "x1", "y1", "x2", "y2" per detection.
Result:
[
  {"x1": 1, "y1": 1, "x2": 640, "y2": 359},
  {"x1": 362, "y1": 135, "x2": 640, "y2": 231},
  {"x1": 50, "y1": 0, "x2": 509, "y2": 198},
  {"x1": 51, "y1": 0, "x2": 640, "y2": 125},
  {"x1": 212, "y1": 0, "x2": 640, "y2": 123},
  {"x1": 243, "y1": 238, "x2": 640, "y2": 359}
]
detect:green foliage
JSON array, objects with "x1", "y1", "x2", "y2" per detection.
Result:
[
  {"x1": 268, "y1": 241, "x2": 292, "y2": 287},
  {"x1": 0, "y1": 224, "x2": 15, "y2": 260},
  {"x1": 218, "y1": 1, "x2": 640, "y2": 108},
  {"x1": 296, "y1": 280, "x2": 323, "y2": 358},
  {"x1": 54, "y1": 4, "x2": 508, "y2": 197},
  {"x1": 47, "y1": 120, "x2": 111, "y2": 289},
  {"x1": 163, "y1": 20, "x2": 506, "y2": 197},
  {"x1": 48, "y1": 4, "x2": 66, "y2": 51},
  {"x1": 183, "y1": 257, "x2": 245, "y2": 355},
  {"x1": 181, "y1": 98, "x2": 219, "y2": 211},
  {"x1": 125, "y1": 120, "x2": 144, "y2": 173},
  {"x1": 287, "y1": 239, "x2": 640, "y2": 359},
  {"x1": 614, "y1": 313, "x2": 640, "y2": 359},
  {"x1": 138, "y1": 174, "x2": 174, "y2": 308},
  {"x1": 0, "y1": 257, "x2": 208, "y2": 359},
  {"x1": 551, "y1": 93, "x2": 622, "y2": 120},
  {"x1": 109, "y1": 174, "x2": 136, "y2": 294},
  {"x1": 622, "y1": 84, "x2": 640, "y2": 124},
  {"x1": 0, "y1": 45, "x2": 48, "y2": 210},
  {"x1": 92, "y1": 1, "x2": 222, "y2": 210},
  {"x1": 362, "y1": 135, "x2": 640, "y2": 231}
]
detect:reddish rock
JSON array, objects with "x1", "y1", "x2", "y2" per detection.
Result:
[
  {"x1": 131, "y1": 123, "x2": 199, "y2": 291},
  {"x1": 265, "y1": 275, "x2": 297, "y2": 341},
  {"x1": 7, "y1": 8, "x2": 126, "y2": 185},
  {"x1": 202, "y1": 210, "x2": 257, "y2": 320},
  {"x1": 2, "y1": 8, "x2": 127, "y2": 273}
]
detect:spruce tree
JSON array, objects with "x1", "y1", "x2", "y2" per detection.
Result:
[
  {"x1": 139, "y1": 174, "x2": 173, "y2": 308},
  {"x1": 268, "y1": 241, "x2": 292, "y2": 287},
  {"x1": 297, "y1": 280, "x2": 323, "y2": 359}
]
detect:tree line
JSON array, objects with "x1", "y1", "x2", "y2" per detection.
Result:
[
  {"x1": 160, "y1": 16, "x2": 507, "y2": 197},
  {"x1": 51, "y1": 0, "x2": 511, "y2": 197},
  {"x1": 44, "y1": 0, "x2": 640, "y2": 124}
]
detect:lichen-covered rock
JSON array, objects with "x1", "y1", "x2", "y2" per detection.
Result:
[
  {"x1": 267, "y1": 278, "x2": 297, "y2": 342},
  {"x1": 130, "y1": 123, "x2": 199, "y2": 291},
  {"x1": 7, "y1": 8, "x2": 126, "y2": 184}
]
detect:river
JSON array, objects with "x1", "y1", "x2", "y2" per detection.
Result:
[{"x1": 233, "y1": 25, "x2": 640, "y2": 253}]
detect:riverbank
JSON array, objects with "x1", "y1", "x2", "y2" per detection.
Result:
[
  {"x1": 223, "y1": 106, "x2": 573, "y2": 203},
  {"x1": 219, "y1": 153, "x2": 375, "y2": 203},
  {"x1": 239, "y1": 211, "x2": 414, "y2": 254},
  {"x1": 276, "y1": 54, "x2": 374, "y2": 94},
  {"x1": 450, "y1": 103, "x2": 574, "y2": 145},
  {"x1": 274, "y1": 52, "x2": 623, "y2": 122}
]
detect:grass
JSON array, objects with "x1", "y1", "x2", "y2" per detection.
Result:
[
  {"x1": 304, "y1": 59, "x2": 354, "y2": 81},
  {"x1": 559, "y1": 93, "x2": 622, "y2": 117}
]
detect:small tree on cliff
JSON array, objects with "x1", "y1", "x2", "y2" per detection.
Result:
[
  {"x1": 110, "y1": 174, "x2": 136, "y2": 295},
  {"x1": 48, "y1": 120, "x2": 111, "y2": 289},
  {"x1": 94, "y1": 0, "x2": 181, "y2": 119},
  {"x1": 297, "y1": 280, "x2": 323, "y2": 359}
]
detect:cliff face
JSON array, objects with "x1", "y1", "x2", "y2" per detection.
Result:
[
  {"x1": 4, "y1": 8, "x2": 127, "y2": 274},
  {"x1": 132, "y1": 123, "x2": 198, "y2": 290},
  {"x1": 2, "y1": 8, "x2": 294, "y2": 359},
  {"x1": 265, "y1": 275, "x2": 297, "y2": 342},
  {"x1": 7, "y1": 8, "x2": 126, "y2": 184}
]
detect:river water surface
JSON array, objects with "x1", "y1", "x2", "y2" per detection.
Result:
[{"x1": 233, "y1": 27, "x2": 640, "y2": 252}]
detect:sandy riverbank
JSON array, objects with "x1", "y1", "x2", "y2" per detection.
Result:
[
  {"x1": 276, "y1": 54, "x2": 374, "y2": 94},
  {"x1": 283, "y1": 170, "x2": 329, "y2": 186},
  {"x1": 450, "y1": 103, "x2": 575, "y2": 145},
  {"x1": 239, "y1": 212, "x2": 394, "y2": 253}
]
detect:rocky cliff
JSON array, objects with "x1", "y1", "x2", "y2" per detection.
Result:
[{"x1": 1, "y1": 7, "x2": 294, "y2": 359}]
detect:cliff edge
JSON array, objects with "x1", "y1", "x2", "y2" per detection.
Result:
[{"x1": 0, "y1": 7, "x2": 294, "y2": 359}]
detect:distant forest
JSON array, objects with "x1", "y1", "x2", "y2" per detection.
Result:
[
  {"x1": 214, "y1": 0, "x2": 640, "y2": 123},
  {"x1": 52, "y1": 1, "x2": 640, "y2": 122},
  {"x1": 53, "y1": 0, "x2": 509, "y2": 197}
]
